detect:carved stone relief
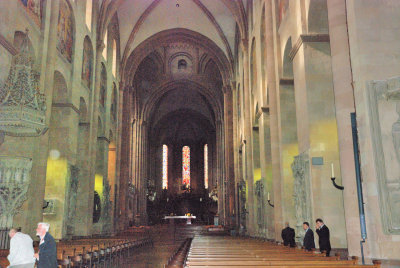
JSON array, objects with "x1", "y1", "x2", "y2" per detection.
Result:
[
  {"x1": 66, "y1": 165, "x2": 79, "y2": 235},
  {"x1": 238, "y1": 180, "x2": 247, "y2": 230},
  {"x1": 367, "y1": 77, "x2": 400, "y2": 234},
  {"x1": 0, "y1": 32, "x2": 46, "y2": 136},
  {"x1": 291, "y1": 152, "x2": 312, "y2": 242},
  {"x1": 101, "y1": 179, "x2": 112, "y2": 233},
  {"x1": 0, "y1": 156, "x2": 32, "y2": 228},
  {"x1": 255, "y1": 180, "x2": 265, "y2": 234}
]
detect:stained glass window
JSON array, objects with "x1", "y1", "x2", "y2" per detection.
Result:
[
  {"x1": 182, "y1": 146, "x2": 190, "y2": 186},
  {"x1": 204, "y1": 144, "x2": 208, "y2": 189},
  {"x1": 162, "y1": 145, "x2": 168, "y2": 189}
]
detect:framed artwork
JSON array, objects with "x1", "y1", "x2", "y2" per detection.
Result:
[
  {"x1": 57, "y1": 0, "x2": 74, "y2": 62},
  {"x1": 20, "y1": 0, "x2": 43, "y2": 27},
  {"x1": 81, "y1": 37, "x2": 93, "y2": 88}
]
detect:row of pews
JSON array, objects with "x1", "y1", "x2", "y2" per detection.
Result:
[
  {"x1": 0, "y1": 236, "x2": 153, "y2": 268},
  {"x1": 56, "y1": 236, "x2": 153, "y2": 267},
  {"x1": 184, "y1": 236, "x2": 381, "y2": 268}
]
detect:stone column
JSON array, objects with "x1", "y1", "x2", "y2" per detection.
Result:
[
  {"x1": 327, "y1": 0, "x2": 359, "y2": 256},
  {"x1": 258, "y1": 108, "x2": 272, "y2": 238},
  {"x1": 224, "y1": 87, "x2": 235, "y2": 227},
  {"x1": 138, "y1": 121, "x2": 148, "y2": 225},
  {"x1": 241, "y1": 39, "x2": 256, "y2": 235},
  {"x1": 27, "y1": 0, "x2": 60, "y2": 236},
  {"x1": 113, "y1": 83, "x2": 125, "y2": 232},
  {"x1": 84, "y1": 38, "x2": 105, "y2": 235},
  {"x1": 290, "y1": 24, "x2": 347, "y2": 249},
  {"x1": 264, "y1": 0, "x2": 282, "y2": 240},
  {"x1": 74, "y1": 122, "x2": 91, "y2": 235},
  {"x1": 117, "y1": 87, "x2": 132, "y2": 231},
  {"x1": 132, "y1": 115, "x2": 140, "y2": 224},
  {"x1": 231, "y1": 83, "x2": 240, "y2": 228},
  {"x1": 216, "y1": 120, "x2": 224, "y2": 224},
  {"x1": 97, "y1": 135, "x2": 111, "y2": 233}
]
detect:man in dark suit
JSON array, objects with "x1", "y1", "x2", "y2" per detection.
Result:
[
  {"x1": 315, "y1": 218, "x2": 331, "y2": 256},
  {"x1": 34, "y1": 222, "x2": 57, "y2": 268},
  {"x1": 302, "y1": 222, "x2": 315, "y2": 251},
  {"x1": 281, "y1": 222, "x2": 296, "y2": 247}
]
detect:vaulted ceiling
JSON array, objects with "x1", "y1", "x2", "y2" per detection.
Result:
[
  {"x1": 118, "y1": 0, "x2": 236, "y2": 62},
  {"x1": 105, "y1": 0, "x2": 246, "y2": 147},
  {"x1": 97, "y1": 0, "x2": 247, "y2": 72}
]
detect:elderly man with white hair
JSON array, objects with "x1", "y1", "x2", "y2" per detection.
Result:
[
  {"x1": 33, "y1": 222, "x2": 57, "y2": 268},
  {"x1": 7, "y1": 228, "x2": 35, "y2": 268}
]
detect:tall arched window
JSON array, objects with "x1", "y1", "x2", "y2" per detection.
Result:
[
  {"x1": 162, "y1": 144, "x2": 168, "y2": 189},
  {"x1": 85, "y1": 0, "x2": 92, "y2": 31},
  {"x1": 178, "y1": 59, "x2": 187, "y2": 70},
  {"x1": 182, "y1": 146, "x2": 190, "y2": 186},
  {"x1": 112, "y1": 39, "x2": 117, "y2": 77},
  {"x1": 204, "y1": 144, "x2": 208, "y2": 189},
  {"x1": 100, "y1": 63, "x2": 106, "y2": 107},
  {"x1": 102, "y1": 30, "x2": 107, "y2": 59}
]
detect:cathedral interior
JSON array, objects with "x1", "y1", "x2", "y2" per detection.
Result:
[{"x1": 0, "y1": 0, "x2": 400, "y2": 267}]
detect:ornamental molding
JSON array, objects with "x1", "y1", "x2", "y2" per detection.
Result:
[
  {"x1": 367, "y1": 77, "x2": 400, "y2": 234},
  {"x1": 279, "y1": 78, "x2": 294, "y2": 86},
  {"x1": 97, "y1": 136, "x2": 110, "y2": 144},
  {"x1": 52, "y1": 102, "x2": 80, "y2": 114},
  {"x1": 289, "y1": 34, "x2": 330, "y2": 61}
]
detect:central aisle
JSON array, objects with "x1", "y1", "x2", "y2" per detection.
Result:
[{"x1": 120, "y1": 224, "x2": 204, "y2": 268}]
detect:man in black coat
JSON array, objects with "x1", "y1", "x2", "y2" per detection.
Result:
[
  {"x1": 281, "y1": 222, "x2": 296, "y2": 247},
  {"x1": 34, "y1": 222, "x2": 58, "y2": 268},
  {"x1": 302, "y1": 222, "x2": 315, "y2": 251},
  {"x1": 315, "y1": 218, "x2": 331, "y2": 256}
]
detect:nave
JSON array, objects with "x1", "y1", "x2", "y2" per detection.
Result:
[
  {"x1": 2, "y1": 0, "x2": 400, "y2": 266},
  {"x1": 0, "y1": 224, "x2": 383, "y2": 268}
]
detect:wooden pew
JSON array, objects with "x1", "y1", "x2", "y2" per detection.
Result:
[{"x1": 184, "y1": 235, "x2": 380, "y2": 268}]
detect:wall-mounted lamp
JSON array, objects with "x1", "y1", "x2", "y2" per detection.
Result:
[
  {"x1": 267, "y1": 192, "x2": 274, "y2": 208},
  {"x1": 330, "y1": 163, "x2": 344, "y2": 190}
]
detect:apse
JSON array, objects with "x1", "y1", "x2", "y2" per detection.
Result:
[{"x1": 146, "y1": 87, "x2": 217, "y2": 224}]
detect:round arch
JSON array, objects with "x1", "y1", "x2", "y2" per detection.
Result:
[
  {"x1": 122, "y1": 28, "x2": 233, "y2": 88},
  {"x1": 141, "y1": 79, "x2": 223, "y2": 125}
]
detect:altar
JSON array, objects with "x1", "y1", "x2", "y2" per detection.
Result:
[{"x1": 164, "y1": 215, "x2": 196, "y2": 225}]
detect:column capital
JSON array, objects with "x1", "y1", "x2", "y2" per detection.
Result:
[
  {"x1": 140, "y1": 120, "x2": 148, "y2": 127},
  {"x1": 120, "y1": 83, "x2": 133, "y2": 92},
  {"x1": 96, "y1": 39, "x2": 105, "y2": 52},
  {"x1": 222, "y1": 85, "x2": 232, "y2": 94},
  {"x1": 119, "y1": 81, "x2": 124, "y2": 90},
  {"x1": 230, "y1": 80, "x2": 237, "y2": 90},
  {"x1": 240, "y1": 38, "x2": 249, "y2": 51}
]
